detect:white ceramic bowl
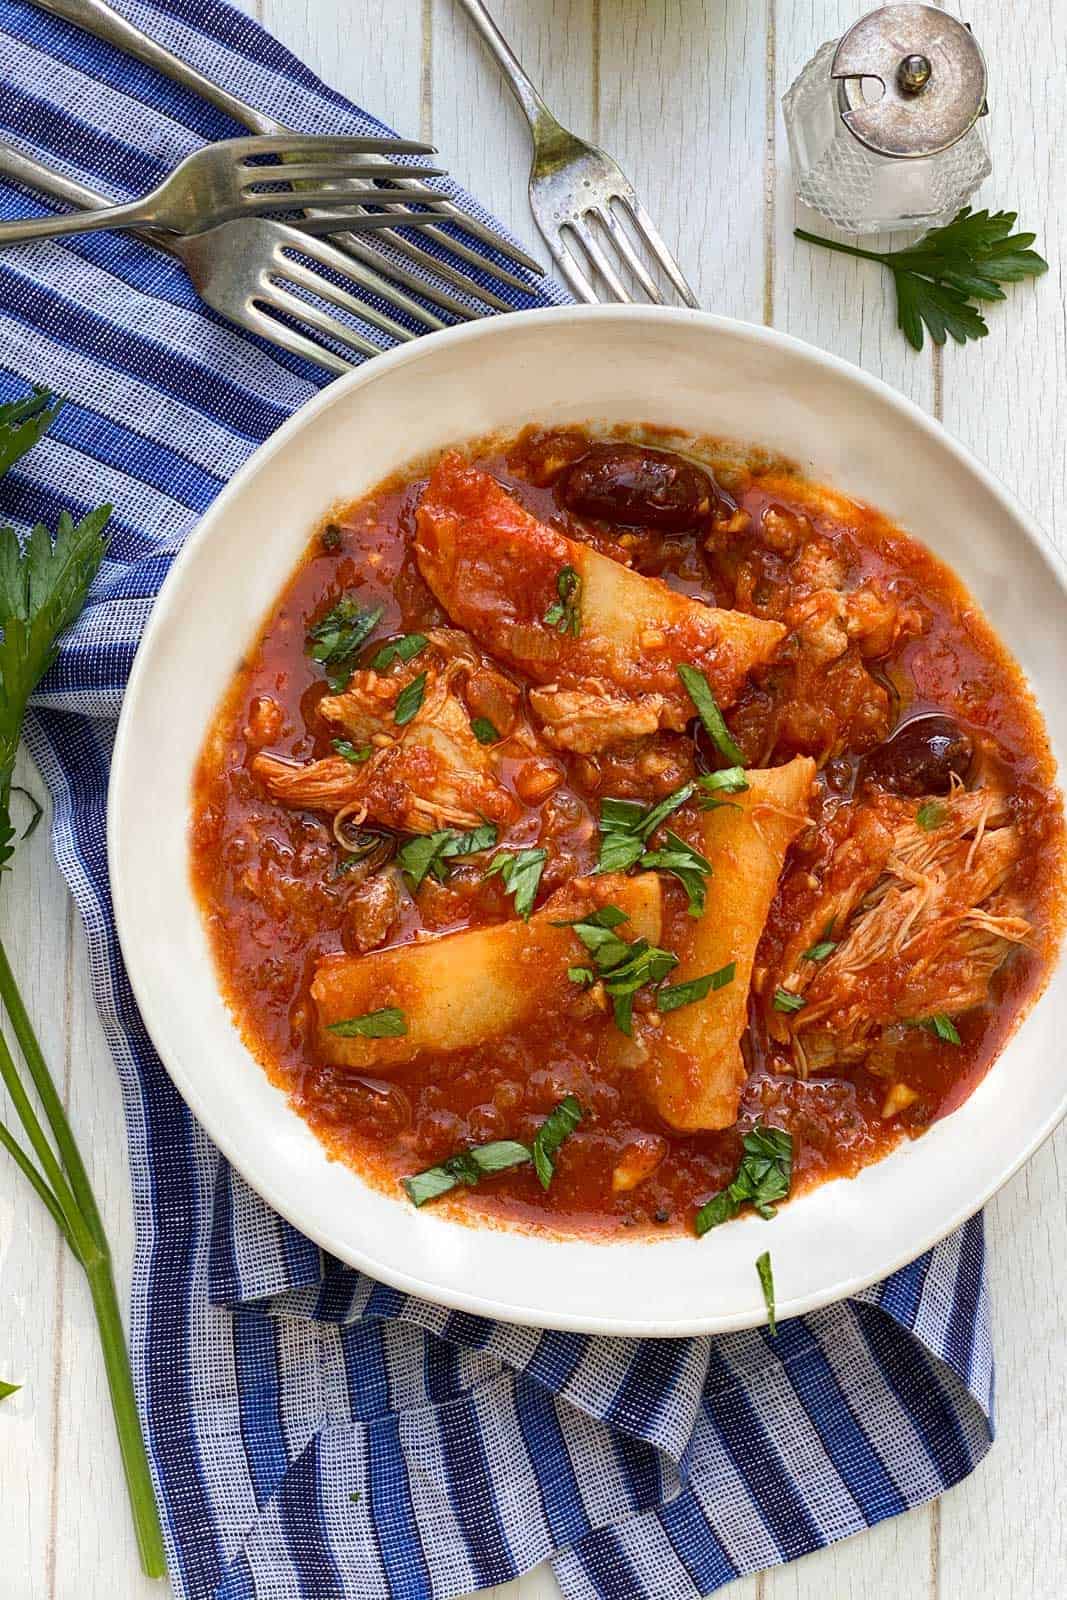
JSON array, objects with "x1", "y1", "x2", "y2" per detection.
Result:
[{"x1": 109, "y1": 306, "x2": 1067, "y2": 1336}]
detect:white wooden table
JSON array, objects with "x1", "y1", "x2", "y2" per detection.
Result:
[{"x1": 2, "y1": 1, "x2": 1065, "y2": 1597}]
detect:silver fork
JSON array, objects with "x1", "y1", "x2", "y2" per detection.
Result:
[
  {"x1": 33, "y1": 0, "x2": 545, "y2": 317},
  {"x1": 0, "y1": 144, "x2": 444, "y2": 373},
  {"x1": 0, "y1": 135, "x2": 452, "y2": 247},
  {"x1": 454, "y1": 0, "x2": 699, "y2": 307}
]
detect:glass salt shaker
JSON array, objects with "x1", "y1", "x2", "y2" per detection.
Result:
[{"x1": 783, "y1": 4, "x2": 991, "y2": 234}]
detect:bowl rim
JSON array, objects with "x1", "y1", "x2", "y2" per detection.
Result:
[{"x1": 109, "y1": 304, "x2": 1067, "y2": 1335}]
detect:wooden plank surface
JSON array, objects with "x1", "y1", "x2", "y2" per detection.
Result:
[{"x1": 0, "y1": 1, "x2": 1064, "y2": 1597}]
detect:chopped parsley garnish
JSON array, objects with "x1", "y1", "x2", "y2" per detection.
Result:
[
  {"x1": 393, "y1": 671, "x2": 427, "y2": 725},
  {"x1": 773, "y1": 987, "x2": 806, "y2": 1014},
  {"x1": 372, "y1": 632, "x2": 427, "y2": 671},
  {"x1": 306, "y1": 596, "x2": 383, "y2": 692},
  {"x1": 403, "y1": 1096, "x2": 583, "y2": 1206},
  {"x1": 694, "y1": 1123, "x2": 794, "y2": 1236},
  {"x1": 327, "y1": 1006, "x2": 407, "y2": 1039},
  {"x1": 557, "y1": 904, "x2": 678, "y2": 1035},
  {"x1": 403, "y1": 1140, "x2": 532, "y2": 1206},
  {"x1": 677, "y1": 664, "x2": 744, "y2": 765},
  {"x1": 0, "y1": 1379, "x2": 20, "y2": 1401},
  {"x1": 915, "y1": 1012, "x2": 962, "y2": 1045},
  {"x1": 397, "y1": 824, "x2": 498, "y2": 890},
  {"x1": 321, "y1": 521, "x2": 343, "y2": 552},
  {"x1": 697, "y1": 766, "x2": 749, "y2": 810},
  {"x1": 640, "y1": 829, "x2": 712, "y2": 918},
  {"x1": 471, "y1": 716, "x2": 500, "y2": 745},
  {"x1": 916, "y1": 800, "x2": 948, "y2": 831},
  {"x1": 484, "y1": 847, "x2": 547, "y2": 920},
  {"x1": 568, "y1": 965, "x2": 596, "y2": 986},
  {"x1": 543, "y1": 565, "x2": 582, "y2": 636},
  {"x1": 531, "y1": 1094, "x2": 583, "y2": 1189},
  {"x1": 802, "y1": 920, "x2": 837, "y2": 962},
  {"x1": 332, "y1": 738, "x2": 372, "y2": 764},
  {"x1": 596, "y1": 785, "x2": 709, "y2": 913},
  {"x1": 756, "y1": 1251, "x2": 777, "y2": 1335},
  {"x1": 657, "y1": 963, "x2": 735, "y2": 1013}
]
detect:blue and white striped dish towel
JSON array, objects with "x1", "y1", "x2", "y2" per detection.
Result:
[{"x1": 0, "y1": 1, "x2": 994, "y2": 1595}]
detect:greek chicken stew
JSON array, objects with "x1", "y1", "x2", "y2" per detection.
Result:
[{"x1": 191, "y1": 428, "x2": 1065, "y2": 1237}]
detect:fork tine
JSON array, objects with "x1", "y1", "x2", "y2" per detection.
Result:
[
  {"x1": 621, "y1": 197, "x2": 699, "y2": 308},
  {"x1": 318, "y1": 229, "x2": 509, "y2": 316},
  {"x1": 272, "y1": 252, "x2": 416, "y2": 343},
  {"x1": 264, "y1": 282, "x2": 386, "y2": 360},
  {"x1": 242, "y1": 186, "x2": 452, "y2": 214},
  {"x1": 285, "y1": 211, "x2": 461, "y2": 235},
  {"x1": 592, "y1": 204, "x2": 664, "y2": 304},
  {"x1": 242, "y1": 301, "x2": 353, "y2": 375},
  {"x1": 276, "y1": 227, "x2": 447, "y2": 332},
  {"x1": 567, "y1": 219, "x2": 633, "y2": 303},
  {"x1": 544, "y1": 229, "x2": 599, "y2": 303},
  {"x1": 230, "y1": 134, "x2": 437, "y2": 158},
  {"x1": 240, "y1": 163, "x2": 447, "y2": 186}
]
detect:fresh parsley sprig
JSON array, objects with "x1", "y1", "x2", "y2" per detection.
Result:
[
  {"x1": 795, "y1": 208, "x2": 1048, "y2": 352},
  {"x1": 0, "y1": 389, "x2": 165, "y2": 1575}
]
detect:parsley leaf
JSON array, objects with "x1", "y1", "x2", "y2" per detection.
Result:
[
  {"x1": 696, "y1": 766, "x2": 748, "y2": 811},
  {"x1": 530, "y1": 1094, "x2": 582, "y2": 1189},
  {"x1": 0, "y1": 388, "x2": 62, "y2": 480},
  {"x1": 676, "y1": 664, "x2": 744, "y2": 765},
  {"x1": 403, "y1": 1140, "x2": 533, "y2": 1206},
  {"x1": 0, "y1": 1379, "x2": 20, "y2": 1401},
  {"x1": 595, "y1": 785, "x2": 700, "y2": 896},
  {"x1": 484, "y1": 846, "x2": 547, "y2": 920},
  {"x1": 332, "y1": 738, "x2": 371, "y2": 764},
  {"x1": 773, "y1": 987, "x2": 805, "y2": 1014},
  {"x1": 1, "y1": 503, "x2": 110, "y2": 866},
  {"x1": 657, "y1": 962, "x2": 735, "y2": 1012},
  {"x1": 915, "y1": 1012, "x2": 962, "y2": 1045},
  {"x1": 796, "y1": 208, "x2": 1049, "y2": 352},
  {"x1": 694, "y1": 1123, "x2": 794, "y2": 1236},
  {"x1": 640, "y1": 828, "x2": 712, "y2": 917},
  {"x1": 398, "y1": 823, "x2": 498, "y2": 890},
  {"x1": 393, "y1": 671, "x2": 427, "y2": 725},
  {"x1": 327, "y1": 1006, "x2": 407, "y2": 1039},
  {"x1": 543, "y1": 565, "x2": 582, "y2": 635},
  {"x1": 306, "y1": 596, "x2": 383, "y2": 692},
  {"x1": 916, "y1": 800, "x2": 947, "y2": 831},
  {"x1": 471, "y1": 716, "x2": 500, "y2": 745},
  {"x1": 403, "y1": 1096, "x2": 584, "y2": 1207},
  {"x1": 756, "y1": 1250, "x2": 777, "y2": 1335},
  {"x1": 559, "y1": 905, "x2": 679, "y2": 1035},
  {"x1": 371, "y1": 633, "x2": 427, "y2": 671}
]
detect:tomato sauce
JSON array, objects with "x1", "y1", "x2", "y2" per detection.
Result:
[{"x1": 190, "y1": 426, "x2": 1065, "y2": 1236}]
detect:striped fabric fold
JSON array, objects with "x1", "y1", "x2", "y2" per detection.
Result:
[{"x1": 0, "y1": 1, "x2": 993, "y2": 1596}]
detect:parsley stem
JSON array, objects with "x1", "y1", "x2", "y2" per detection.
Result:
[
  {"x1": 794, "y1": 228, "x2": 889, "y2": 267},
  {"x1": 0, "y1": 1115, "x2": 73, "y2": 1242},
  {"x1": 0, "y1": 933, "x2": 166, "y2": 1577}
]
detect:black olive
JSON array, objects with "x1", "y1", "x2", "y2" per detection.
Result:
[
  {"x1": 558, "y1": 443, "x2": 723, "y2": 530},
  {"x1": 857, "y1": 713, "x2": 973, "y2": 797}
]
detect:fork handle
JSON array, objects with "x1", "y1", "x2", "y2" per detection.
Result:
[
  {"x1": 0, "y1": 144, "x2": 175, "y2": 252},
  {"x1": 31, "y1": 0, "x2": 275, "y2": 134},
  {"x1": 452, "y1": 0, "x2": 561, "y2": 138},
  {"x1": 0, "y1": 190, "x2": 155, "y2": 244}
]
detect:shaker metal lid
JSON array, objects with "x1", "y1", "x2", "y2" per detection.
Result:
[{"x1": 832, "y1": 4, "x2": 988, "y2": 159}]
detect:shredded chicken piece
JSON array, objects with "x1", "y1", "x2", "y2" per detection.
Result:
[
  {"x1": 772, "y1": 787, "x2": 1033, "y2": 1072},
  {"x1": 844, "y1": 581, "x2": 923, "y2": 660},
  {"x1": 254, "y1": 652, "x2": 516, "y2": 834},
  {"x1": 528, "y1": 684, "x2": 666, "y2": 753}
]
